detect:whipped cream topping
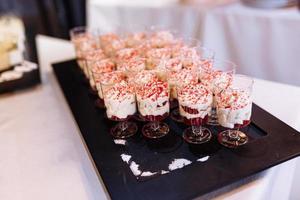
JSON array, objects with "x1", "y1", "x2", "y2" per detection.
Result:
[
  {"x1": 158, "y1": 57, "x2": 182, "y2": 71},
  {"x1": 150, "y1": 31, "x2": 175, "y2": 48},
  {"x1": 178, "y1": 83, "x2": 213, "y2": 119},
  {"x1": 115, "y1": 48, "x2": 139, "y2": 63},
  {"x1": 91, "y1": 59, "x2": 115, "y2": 74},
  {"x1": 95, "y1": 71, "x2": 125, "y2": 99},
  {"x1": 136, "y1": 80, "x2": 169, "y2": 101},
  {"x1": 216, "y1": 89, "x2": 252, "y2": 128},
  {"x1": 104, "y1": 81, "x2": 136, "y2": 119},
  {"x1": 85, "y1": 49, "x2": 106, "y2": 61},
  {"x1": 146, "y1": 48, "x2": 172, "y2": 60},
  {"x1": 122, "y1": 57, "x2": 146, "y2": 72},
  {"x1": 173, "y1": 46, "x2": 199, "y2": 60},
  {"x1": 168, "y1": 69, "x2": 198, "y2": 99},
  {"x1": 100, "y1": 33, "x2": 125, "y2": 56},
  {"x1": 129, "y1": 70, "x2": 158, "y2": 85},
  {"x1": 125, "y1": 32, "x2": 147, "y2": 47},
  {"x1": 200, "y1": 68, "x2": 232, "y2": 92},
  {"x1": 136, "y1": 80, "x2": 169, "y2": 117}
]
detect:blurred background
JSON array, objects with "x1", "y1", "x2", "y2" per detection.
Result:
[{"x1": 0, "y1": 0, "x2": 299, "y2": 85}]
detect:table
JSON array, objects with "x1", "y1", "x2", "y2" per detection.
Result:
[
  {"x1": 88, "y1": 1, "x2": 300, "y2": 87},
  {"x1": 0, "y1": 36, "x2": 300, "y2": 200}
]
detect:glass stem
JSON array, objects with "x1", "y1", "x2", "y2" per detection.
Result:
[
  {"x1": 119, "y1": 121, "x2": 128, "y2": 131},
  {"x1": 151, "y1": 122, "x2": 160, "y2": 131},
  {"x1": 192, "y1": 126, "x2": 203, "y2": 137}
]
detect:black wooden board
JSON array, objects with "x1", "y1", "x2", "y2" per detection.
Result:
[{"x1": 52, "y1": 59, "x2": 300, "y2": 200}]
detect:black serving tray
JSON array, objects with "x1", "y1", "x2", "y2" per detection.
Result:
[{"x1": 52, "y1": 59, "x2": 300, "y2": 200}]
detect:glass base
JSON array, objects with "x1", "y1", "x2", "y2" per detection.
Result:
[
  {"x1": 94, "y1": 99, "x2": 105, "y2": 109},
  {"x1": 183, "y1": 127, "x2": 212, "y2": 144},
  {"x1": 110, "y1": 121, "x2": 138, "y2": 139},
  {"x1": 207, "y1": 116, "x2": 219, "y2": 126},
  {"x1": 218, "y1": 130, "x2": 248, "y2": 148},
  {"x1": 142, "y1": 122, "x2": 169, "y2": 139},
  {"x1": 170, "y1": 108, "x2": 183, "y2": 123}
]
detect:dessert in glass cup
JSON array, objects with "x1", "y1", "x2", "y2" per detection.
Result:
[
  {"x1": 102, "y1": 80, "x2": 138, "y2": 138},
  {"x1": 70, "y1": 27, "x2": 99, "y2": 72},
  {"x1": 115, "y1": 48, "x2": 140, "y2": 68},
  {"x1": 145, "y1": 48, "x2": 172, "y2": 70},
  {"x1": 199, "y1": 59, "x2": 236, "y2": 126},
  {"x1": 168, "y1": 69, "x2": 198, "y2": 122},
  {"x1": 216, "y1": 74, "x2": 254, "y2": 148},
  {"x1": 85, "y1": 49, "x2": 106, "y2": 90},
  {"x1": 90, "y1": 59, "x2": 115, "y2": 107},
  {"x1": 136, "y1": 80, "x2": 170, "y2": 138},
  {"x1": 124, "y1": 57, "x2": 146, "y2": 78},
  {"x1": 99, "y1": 32, "x2": 126, "y2": 57},
  {"x1": 177, "y1": 83, "x2": 213, "y2": 144}
]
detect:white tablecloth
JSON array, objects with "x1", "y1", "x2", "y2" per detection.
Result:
[
  {"x1": 88, "y1": 1, "x2": 300, "y2": 87},
  {"x1": 1, "y1": 36, "x2": 300, "y2": 199}
]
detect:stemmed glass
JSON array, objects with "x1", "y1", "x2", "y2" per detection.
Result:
[
  {"x1": 177, "y1": 83, "x2": 213, "y2": 144},
  {"x1": 136, "y1": 79, "x2": 170, "y2": 139},
  {"x1": 101, "y1": 80, "x2": 138, "y2": 138},
  {"x1": 90, "y1": 59, "x2": 115, "y2": 108},
  {"x1": 216, "y1": 74, "x2": 254, "y2": 148},
  {"x1": 168, "y1": 69, "x2": 198, "y2": 123},
  {"x1": 69, "y1": 27, "x2": 98, "y2": 71},
  {"x1": 85, "y1": 48, "x2": 106, "y2": 93},
  {"x1": 199, "y1": 59, "x2": 236, "y2": 126}
]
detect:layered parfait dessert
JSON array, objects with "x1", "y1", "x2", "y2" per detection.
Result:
[
  {"x1": 177, "y1": 83, "x2": 213, "y2": 126},
  {"x1": 124, "y1": 32, "x2": 147, "y2": 48},
  {"x1": 90, "y1": 59, "x2": 115, "y2": 99},
  {"x1": 146, "y1": 48, "x2": 172, "y2": 70},
  {"x1": 85, "y1": 49, "x2": 106, "y2": 89},
  {"x1": 99, "y1": 33, "x2": 126, "y2": 57},
  {"x1": 168, "y1": 69, "x2": 198, "y2": 100},
  {"x1": 115, "y1": 48, "x2": 139, "y2": 68},
  {"x1": 102, "y1": 80, "x2": 136, "y2": 121},
  {"x1": 95, "y1": 70, "x2": 126, "y2": 100},
  {"x1": 136, "y1": 80, "x2": 169, "y2": 121},
  {"x1": 216, "y1": 87, "x2": 252, "y2": 129}
]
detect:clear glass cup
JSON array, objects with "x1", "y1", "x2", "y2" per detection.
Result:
[
  {"x1": 124, "y1": 57, "x2": 146, "y2": 78},
  {"x1": 216, "y1": 74, "x2": 254, "y2": 148},
  {"x1": 85, "y1": 48, "x2": 106, "y2": 91},
  {"x1": 101, "y1": 80, "x2": 138, "y2": 138},
  {"x1": 136, "y1": 80, "x2": 170, "y2": 139},
  {"x1": 167, "y1": 68, "x2": 198, "y2": 123},
  {"x1": 177, "y1": 83, "x2": 213, "y2": 144},
  {"x1": 77, "y1": 37, "x2": 100, "y2": 77},
  {"x1": 90, "y1": 59, "x2": 115, "y2": 107},
  {"x1": 199, "y1": 59, "x2": 236, "y2": 126},
  {"x1": 69, "y1": 27, "x2": 99, "y2": 69}
]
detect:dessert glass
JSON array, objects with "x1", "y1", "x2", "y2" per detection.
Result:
[
  {"x1": 70, "y1": 27, "x2": 98, "y2": 70},
  {"x1": 199, "y1": 59, "x2": 236, "y2": 126},
  {"x1": 168, "y1": 69, "x2": 198, "y2": 122},
  {"x1": 177, "y1": 83, "x2": 213, "y2": 144},
  {"x1": 101, "y1": 80, "x2": 138, "y2": 138},
  {"x1": 216, "y1": 74, "x2": 254, "y2": 148},
  {"x1": 85, "y1": 49, "x2": 106, "y2": 91},
  {"x1": 136, "y1": 80, "x2": 170, "y2": 139},
  {"x1": 90, "y1": 59, "x2": 115, "y2": 108}
]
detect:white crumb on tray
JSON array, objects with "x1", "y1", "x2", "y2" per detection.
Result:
[
  {"x1": 168, "y1": 158, "x2": 192, "y2": 171},
  {"x1": 14, "y1": 65, "x2": 32, "y2": 73},
  {"x1": 129, "y1": 161, "x2": 141, "y2": 176},
  {"x1": 141, "y1": 171, "x2": 157, "y2": 177},
  {"x1": 0, "y1": 70, "x2": 23, "y2": 81},
  {"x1": 120, "y1": 154, "x2": 131, "y2": 164},
  {"x1": 161, "y1": 170, "x2": 169, "y2": 175},
  {"x1": 197, "y1": 156, "x2": 210, "y2": 162},
  {"x1": 114, "y1": 139, "x2": 126, "y2": 145}
]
